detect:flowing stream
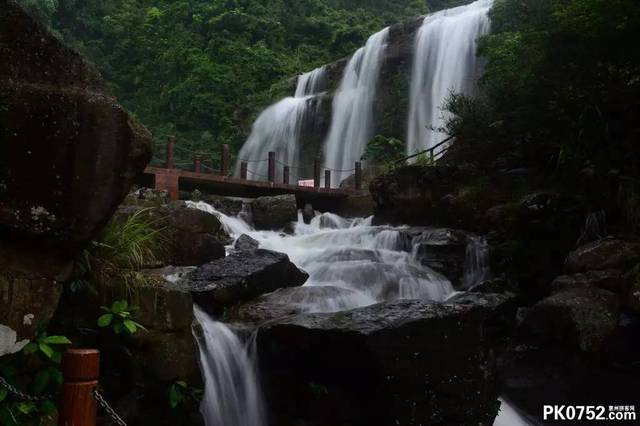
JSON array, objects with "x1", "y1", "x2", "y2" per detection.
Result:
[
  {"x1": 235, "y1": 66, "x2": 326, "y2": 182},
  {"x1": 322, "y1": 27, "x2": 389, "y2": 185},
  {"x1": 406, "y1": 0, "x2": 493, "y2": 155}
]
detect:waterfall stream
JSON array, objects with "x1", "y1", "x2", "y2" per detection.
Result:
[
  {"x1": 406, "y1": 0, "x2": 492, "y2": 155},
  {"x1": 322, "y1": 27, "x2": 389, "y2": 186},
  {"x1": 235, "y1": 66, "x2": 326, "y2": 182}
]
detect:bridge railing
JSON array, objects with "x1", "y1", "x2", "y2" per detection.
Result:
[
  {"x1": 160, "y1": 136, "x2": 363, "y2": 190},
  {"x1": 395, "y1": 135, "x2": 455, "y2": 165}
]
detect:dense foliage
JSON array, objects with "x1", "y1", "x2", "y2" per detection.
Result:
[
  {"x1": 448, "y1": 0, "x2": 640, "y2": 176},
  {"x1": 17, "y1": 0, "x2": 461, "y2": 165}
]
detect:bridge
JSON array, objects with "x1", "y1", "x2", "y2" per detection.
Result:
[{"x1": 143, "y1": 137, "x2": 364, "y2": 205}]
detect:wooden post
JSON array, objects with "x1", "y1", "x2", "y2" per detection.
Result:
[
  {"x1": 240, "y1": 162, "x2": 248, "y2": 180},
  {"x1": 355, "y1": 161, "x2": 362, "y2": 190},
  {"x1": 268, "y1": 152, "x2": 275, "y2": 183},
  {"x1": 59, "y1": 349, "x2": 100, "y2": 426},
  {"x1": 220, "y1": 144, "x2": 230, "y2": 176},
  {"x1": 314, "y1": 156, "x2": 321, "y2": 188},
  {"x1": 324, "y1": 170, "x2": 331, "y2": 189},
  {"x1": 283, "y1": 166, "x2": 290, "y2": 185},
  {"x1": 165, "y1": 136, "x2": 176, "y2": 169},
  {"x1": 193, "y1": 155, "x2": 201, "y2": 173}
]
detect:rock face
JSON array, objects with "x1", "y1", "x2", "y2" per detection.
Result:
[
  {"x1": 407, "y1": 228, "x2": 469, "y2": 287},
  {"x1": 524, "y1": 288, "x2": 620, "y2": 352},
  {"x1": 255, "y1": 295, "x2": 510, "y2": 426},
  {"x1": 0, "y1": 1, "x2": 151, "y2": 339},
  {"x1": 234, "y1": 234, "x2": 259, "y2": 251},
  {"x1": 551, "y1": 270, "x2": 626, "y2": 295},
  {"x1": 566, "y1": 237, "x2": 640, "y2": 273},
  {"x1": 186, "y1": 249, "x2": 308, "y2": 314},
  {"x1": 250, "y1": 194, "x2": 298, "y2": 230}
]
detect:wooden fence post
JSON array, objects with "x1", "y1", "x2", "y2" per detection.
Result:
[
  {"x1": 324, "y1": 170, "x2": 331, "y2": 189},
  {"x1": 355, "y1": 161, "x2": 362, "y2": 190},
  {"x1": 165, "y1": 136, "x2": 176, "y2": 169},
  {"x1": 268, "y1": 152, "x2": 275, "y2": 183},
  {"x1": 221, "y1": 144, "x2": 230, "y2": 176},
  {"x1": 314, "y1": 156, "x2": 321, "y2": 188},
  {"x1": 59, "y1": 349, "x2": 100, "y2": 426},
  {"x1": 193, "y1": 155, "x2": 201, "y2": 173},
  {"x1": 240, "y1": 161, "x2": 248, "y2": 180},
  {"x1": 283, "y1": 166, "x2": 290, "y2": 185}
]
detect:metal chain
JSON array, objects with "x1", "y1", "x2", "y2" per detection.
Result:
[
  {"x1": 92, "y1": 389, "x2": 127, "y2": 426},
  {"x1": 0, "y1": 375, "x2": 53, "y2": 402}
]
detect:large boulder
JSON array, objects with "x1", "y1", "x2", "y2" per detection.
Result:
[
  {"x1": 255, "y1": 295, "x2": 509, "y2": 426},
  {"x1": 566, "y1": 237, "x2": 640, "y2": 273},
  {"x1": 250, "y1": 194, "x2": 298, "y2": 230},
  {"x1": 551, "y1": 270, "x2": 627, "y2": 296},
  {"x1": 234, "y1": 234, "x2": 259, "y2": 251},
  {"x1": 0, "y1": 1, "x2": 151, "y2": 339},
  {"x1": 185, "y1": 249, "x2": 308, "y2": 314},
  {"x1": 523, "y1": 287, "x2": 620, "y2": 352}
]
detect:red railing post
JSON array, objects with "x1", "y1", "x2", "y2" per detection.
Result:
[
  {"x1": 324, "y1": 170, "x2": 331, "y2": 189},
  {"x1": 240, "y1": 162, "x2": 248, "y2": 180},
  {"x1": 314, "y1": 156, "x2": 321, "y2": 188},
  {"x1": 221, "y1": 144, "x2": 230, "y2": 176},
  {"x1": 283, "y1": 166, "x2": 290, "y2": 185},
  {"x1": 59, "y1": 349, "x2": 100, "y2": 426},
  {"x1": 268, "y1": 152, "x2": 275, "y2": 183},
  {"x1": 355, "y1": 161, "x2": 362, "y2": 190},
  {"x1": 165, "y1": 136, "x2": 176, "y2": 169},
  {"x1": 193, "y1": 155, "x2": 201, "y2": 173}
]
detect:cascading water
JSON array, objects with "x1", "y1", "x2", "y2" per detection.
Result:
[
  {"x1": 463, "y1": 235, "x2": 492, "y2": 288},
  {"x1": 235, "y1": 66, "x2": 326, "y2": 182},
  {"x1": 322, "y1": 27, "x2": 389, "y2": 186},
  {"x1": 406, "y1": 0, "x2": 493, "y2": 156},
  {"x1": 193, "y1": 306, "x2": 266, "y2": 426},
  {"x1": 189, "y1": 201, "x2": 454, "y2": 312}
]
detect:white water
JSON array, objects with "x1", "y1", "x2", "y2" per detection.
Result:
[
  {"x1": 322, "y1": 27, "x2": 389, "y2": 186},
  {"x1": 194, "y1": 306, "x2": 266, "y2": 426},
  {"x1": 406, "y1": 0, "x2": 492, "y2": 156},
  {"x1": 188, "y1": 201, "x2": 454, "y2": 312},
  {"x1": 464, "y1": 235, "x2": 492, "y2": 288},
  {"x1": 235, "y1": 66, "x2": 326, "y2": 182}
]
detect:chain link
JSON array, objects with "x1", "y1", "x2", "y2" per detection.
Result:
[
  {"x1": 93, "y1": 389, "x2": 127, "y2": 426},
  {"x1": 0, "y1": 375, "x2": 53, "y2": 402}
]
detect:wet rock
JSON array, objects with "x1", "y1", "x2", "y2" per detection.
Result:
[
  {"x1": 302, "y1": 203, "x2": 315, "y2": 224},
  {"x1": 251, "y1": 194, "x2": 297, "y2": 230},
  {"x1": 625, "y1": 266, "x2": 640, "y2": 314},
  {"x1": 523, "y1": 287, "x2": 620, "y2": 352},
  {"x1": 256, "y1": 295, "x2": 506, "y2": 426},
  {"x1": 185, "y1": 249, "x2": 308, "y2": 314},
  {"x1": 0, "y1": 1, "x2": 151, "y2": 338},
  {"x1": 566, "y1": 237, "x2": 640, "y2": 273},
  {"x1": 234, "y1": 234, "x2": 259, "y2": 251},
  {"x1": 409, "y1": 228, "x2": 469, "y2": 287},
  {"x1": 123, "y1": 187, "x2": 171, "y2": 208},
  {"x1": 188, "y1": 192, "x2": 245, "y2": 217},
  {"x1": 551, "y1": 270, "x2": 627, "y2": 296},
  {"x1": 468, "y1": 277, "x2": 517, "y2": 294}
]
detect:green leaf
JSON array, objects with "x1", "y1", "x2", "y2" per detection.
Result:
[
  {"x1": 0, "y1": 388, "x2": 7, "y2": 403},
  {"x1": 50, "y1": 368, "x2": 63, "y2": 385},
  {"x1": 176, "y1": 381, "x2": 187, "y2": 388},
  {"x1": 51, "y1": 351, "x2": 62, "y2": 364},
  {"x1": 112, "y1": 300, "x2": 128, "y2": 314},
  {"x1": 33, "y1": 370, "x2": 50, "y2": 395},
  {"x1": 113, "y1": 323, "x2": 124, "y2": 334},
  {"x1": 38, "y1": 343, "x2": 54, "y2": 359},
  {"x1": 42, "y1": 335, "x2": 71, "y2": 345},
  {"x1": 100, "y1": 305, "x2": 110, "y2": 312},
  {"x1": 168, "y1": 385, "x2": 181, "y2": 408},
  {"x1": 23, "y1": 342, "x2": 38, "y2": 355},
  {"x1": 123, "y1": 319, "x2": 138, "y2": 334},
  {"x1": 39, "y1": 400, "x2": 57, "y2": 416},
  {"x1": 17, "y1": 402, "x2": 36, "y2": 415},
  {"x1": 97, "y1": 313, "x2": 114, "y2": 327}
]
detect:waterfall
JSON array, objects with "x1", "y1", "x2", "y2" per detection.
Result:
[
  {"x1": 322, "y1": 27, "x2": 389, "y2": 186},
  {"x1": 193, "y1": 306, "x2": 266, "y2": 426},
  {"x1": 188, "y1": 201, "x2": 454, "y2": 312},
  {"x1": 235, "y1": 66, "x2": 326, "y2": 182},
  {"x1": 406, "y1": 0, "x2": 492, "y2": 156},
  {"x1": 463, "y1": 235, "x2": 492, "y2": 288}
]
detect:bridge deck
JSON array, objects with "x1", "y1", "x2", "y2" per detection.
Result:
[{"x1": 144, "y1": 167, "x2": 356, "y2": 200}]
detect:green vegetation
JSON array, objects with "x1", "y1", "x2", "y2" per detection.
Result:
[
  {"x1": 98, "y1": 300, "x2": 146, "y2": 335},
  {"x1": 16, "y1": 0, "x2": 465, "y2": 165},
  {"x1": 447, "y1": 0, "x2": 640, "y2": 174},
  {"x1": 0, "y1": 330, "x2": 71, "y2": 425}
]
